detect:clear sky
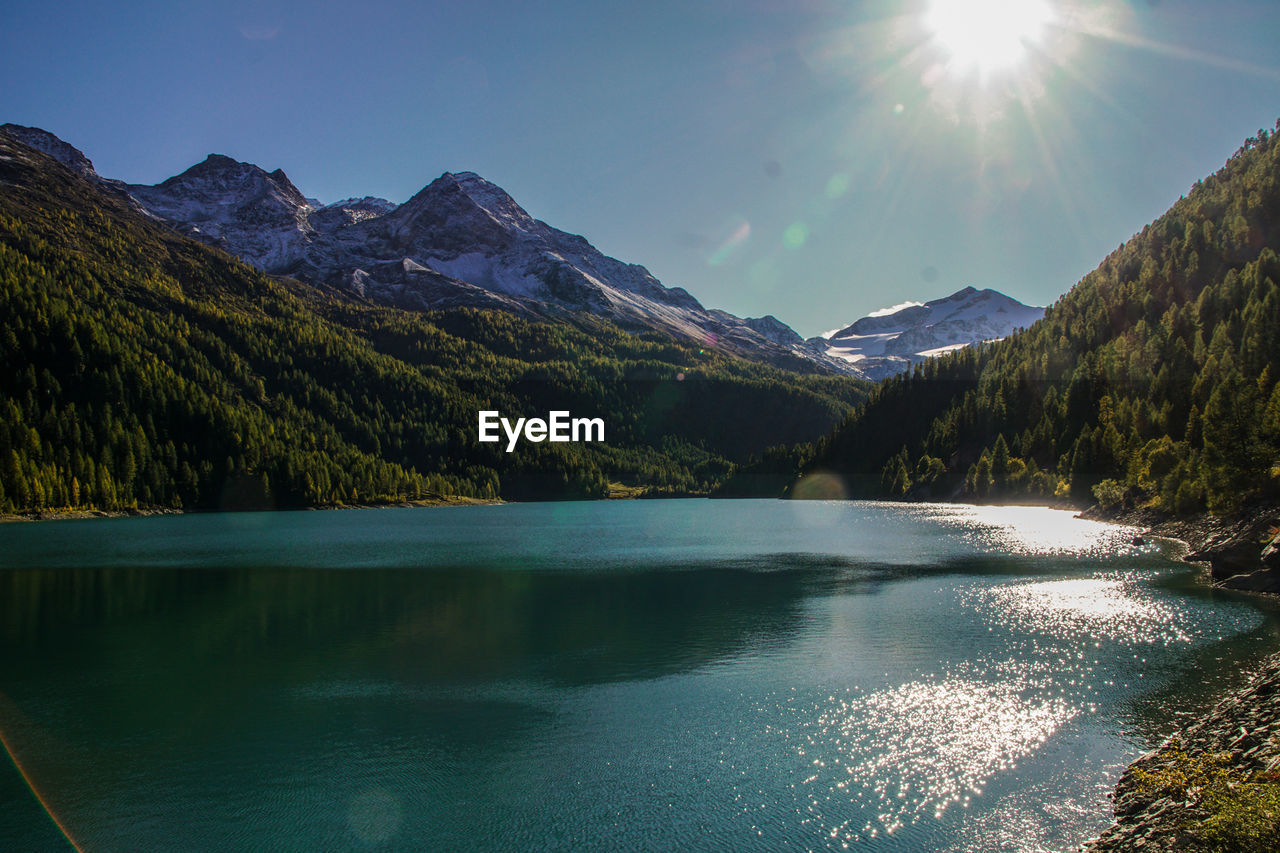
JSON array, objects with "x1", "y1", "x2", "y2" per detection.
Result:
[{"x1": 3, "y1": 0, "x2": 1279, "y2": 337}]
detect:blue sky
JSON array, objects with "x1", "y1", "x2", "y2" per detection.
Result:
[{"x1": 3, "y1": 0, "x2": 1279, "y2": 336}]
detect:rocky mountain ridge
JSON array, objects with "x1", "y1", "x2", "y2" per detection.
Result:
[
  {"x1": 2, "y1": 123, "x2": 857, "y2": 375},
  {"x1": 3, "y1": 123, "x2": 1043, "y2": 381}
]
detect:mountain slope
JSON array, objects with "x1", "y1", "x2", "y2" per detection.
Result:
[
  {"x1": 798, "y1": 122, "x2": 1280, "y2": 513},
  {"x1": 134, "y1": 153, "x2": 857, "y2": 373},
  {"x1": 0, "y1": 124, "x2": 854, "y2": 376},
  {"x1": 0, "y1": 128, "x2": 869, "y2": 513},
  {"x1": 817, "y1": 287, "x2": 1045, "y2": 380}
]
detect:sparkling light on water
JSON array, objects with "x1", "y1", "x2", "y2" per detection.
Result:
[
  {"x1": 793, "y1": 677, "x2": 1076, "y2": 844},
  {"x1": 918, "y1": 504, "x2": 1141, "y2": 557},
  {"x1": 965, "y1": 575, "x2": 1195, "y2": 645}
]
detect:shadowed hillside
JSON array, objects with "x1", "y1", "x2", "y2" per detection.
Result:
[
  {"x1": 781, "y1": 122, "x2": 1280, "y2": 515},
  {"x1": 0, "y1": 130, "x2": 868, "y2": 512}
]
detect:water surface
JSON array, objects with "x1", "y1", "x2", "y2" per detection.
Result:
[{"x1": 1, "y1": 500, "x2": 1277, "y2": 851}]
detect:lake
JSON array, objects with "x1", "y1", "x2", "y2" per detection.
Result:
[{"x1": 1, "y1": 500, "x2": 1278, "y2": 851}]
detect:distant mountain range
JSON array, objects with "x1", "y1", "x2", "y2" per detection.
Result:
[
  {"x1": 1, "y1": 124, "x2": 857, "y2": 375},
  {"x1": 2, "y1": 123, "x2": 1038, "y2": 381},
  {"x1": 816, "y1": 287, "x2": 1045, "y2": 380}
]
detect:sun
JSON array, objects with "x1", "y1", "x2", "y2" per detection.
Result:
[{"x1": 925, "y1": 0, "x2": 1055, "y2": 75}]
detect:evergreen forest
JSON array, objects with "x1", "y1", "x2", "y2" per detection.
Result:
[
  {"x1": 770, "y1": 121, "x2": 1280, "y2": 515},
  {"x1": 0, "y1": 132, "x2": 869, "y2": 513}
]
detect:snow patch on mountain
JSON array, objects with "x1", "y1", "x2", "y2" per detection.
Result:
[
  {"x1": 314, "y1": 196, "x2": 396, "y2": 226},
  {"x1": 325, "y1": 196, "x2": 396, "y2": 215},
  {"x1": 421, "y1": 251, "x2": 543, "y2": 297}
]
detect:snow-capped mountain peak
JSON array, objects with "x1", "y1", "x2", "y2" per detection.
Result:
[
  {"x1": 126, "y1": 153, "x2": 316, "y2": 269},
  {"x1": 387, "y1": 171, "x2": 538, "y2": 251},
  {"x1": 447, "y1": 171, "x2": 539, "y2": 233},
  {"x1": 743, "y1": 315, "x2": 804, "y2": 346},
  {"x1": 142, "y1": 153, "x2": 311, "y2": 212},
  {"x1": 817, "y1": 287, "x2": 1044, "y2": 380}
]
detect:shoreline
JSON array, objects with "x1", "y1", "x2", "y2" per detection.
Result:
[
  {"x1": 1081, "y1": 501, "x2": 1280, "y2": 595},
  {"x1": 1082, "y1": 651, "x2": 1280, "y2": 852},
  {"x1": 0, "y1": 495, "x2": 502, "y2": 524},
  {"x1": 1078, "y1": 500, "x2": 1280, "y2": 850},
  {"x1": 6, "y1": 492, "x2": 1276, "y2": 564}
]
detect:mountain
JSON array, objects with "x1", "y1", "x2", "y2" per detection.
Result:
[
  {"x1": 743, "y1": 314, "x2": 805, "y2": 346},
  {"x1": 788, "y1": 121, "x2": 1280, "y2": 514},
  {"x1": 127, "y1": 154, "x2": 319, "y2": 272},
  {"x1": 0, "y1": 123, "x2": 151, "y2": 215},
  {"x1": 815, "y1": 287, "x2": 1045, "y2": 380},
  {"x1": 0, "y1": 123, "x2": 98, "y2": 179},
  {"x1": 0, "y1": 125, "x2": 851, "y2": 376},
  {"x1": 0, "y1": 126, "x2": 869, "y2": 513}
]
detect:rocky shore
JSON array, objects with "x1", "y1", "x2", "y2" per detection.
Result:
[
  {"x1": 0, "y1": 506, "x2": 184, "y2": 523},
  {"x1": 1082, "y1": 501, "x2": 1280, "y2": 594},
  {"x1": 1083, "y1": 653, "x2": 1280, "y2": 851},
  {"x1": 1079, "y1": 501, "x2": 1280, "y2": 850}
]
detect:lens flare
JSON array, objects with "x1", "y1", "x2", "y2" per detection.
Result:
[
  {"x1": 790, "y1": 471, "x2": 848, "y2": 501},
  {"x1": 0, "y1": 693, "x2": 85, "y2": 853},
  {"x1": 707, "y1": 220, "x2": 752, "y2": 267},
  {"x1": 783, "y1": 222, "x2": 809, "y2": 249}
]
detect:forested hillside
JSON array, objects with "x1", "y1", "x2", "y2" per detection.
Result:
[
  {"x1": 0, "y1": 131, "x2": 868, "y2": 513},
  {"x1": 796, "y1": 121, "x2": 1280, "y2": 515}
]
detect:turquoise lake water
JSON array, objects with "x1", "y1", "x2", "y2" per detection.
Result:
[{"x1": 1, "y1": 499, "x2": 1278, "y2": 851}]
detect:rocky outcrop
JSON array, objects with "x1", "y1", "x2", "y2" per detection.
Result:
[
  {"x1": 1083, "y1": 502, "x2": 1280, "y2": 594},
  {"x1": 1181, "y1": 514, "x2": 1280, "y2": 593}
]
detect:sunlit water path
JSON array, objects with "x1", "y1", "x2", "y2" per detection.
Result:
[{"x1": 1, "y1": 500, "x2": 1277, "y2": 851}]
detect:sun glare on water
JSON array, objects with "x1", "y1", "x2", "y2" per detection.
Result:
[{"x1": 925, "y1": 0, "x2": 1056, "y2": 75}]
